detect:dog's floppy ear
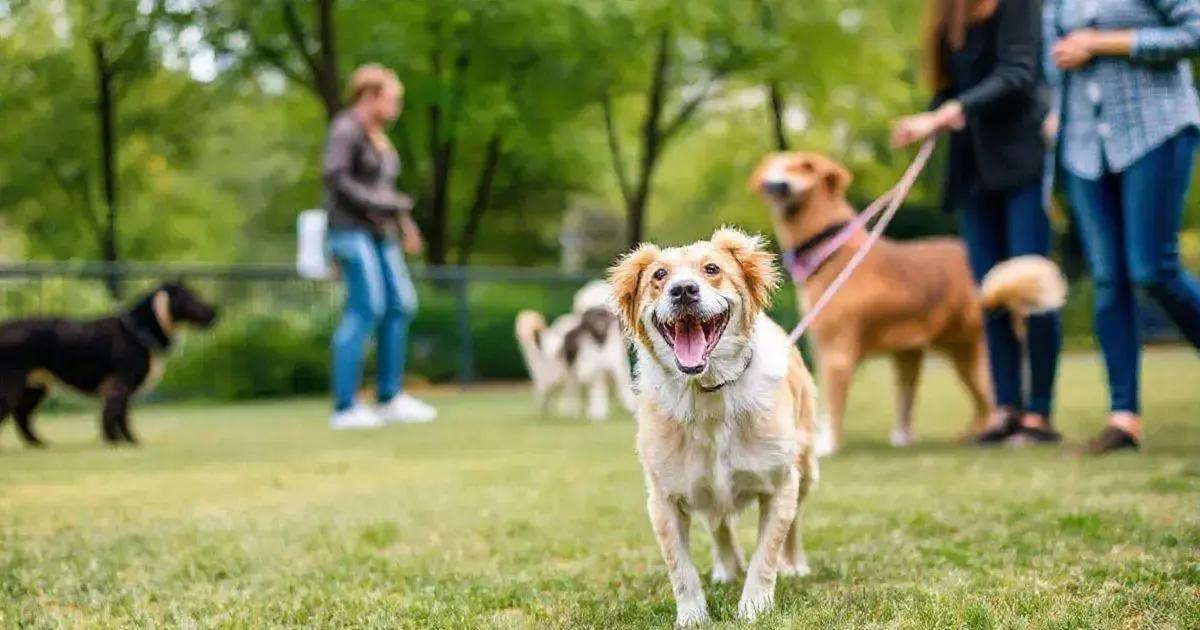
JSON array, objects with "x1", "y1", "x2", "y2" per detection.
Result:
[
  {"x1": 152, "y1": 289, "x2": 175, "y2": 333},
  {"x1": 821, "y1": 157, "x2": 853, "y2": 196},
  {"x1": 607, "y1": 243, "x2": 661, "y2": 333},
  {"x1": 711, "y1": 226, "x2": 780, "y2": 313}
]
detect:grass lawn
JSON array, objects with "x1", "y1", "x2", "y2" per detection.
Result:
[{"x1": 2, "y1": 348, "x2": 1198, "y2": 628}]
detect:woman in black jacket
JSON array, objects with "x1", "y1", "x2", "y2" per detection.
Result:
[{"x1": 892, "y1": 0, "x2": 1063, "y2": 445}]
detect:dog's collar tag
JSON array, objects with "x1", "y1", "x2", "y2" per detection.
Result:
[{"x1": 698, "y1": 349, "x2": 754, "y2": 393}]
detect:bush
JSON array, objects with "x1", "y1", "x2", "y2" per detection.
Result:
[
  {"x1": 4, "y1": 267, "x2": 1189, "y2": 403},
  {"x1": 158, "y1": 279, "x2": 582, "y2": 400},
  {"x1": 160, "y1": 308, "x2": 334, "y2": 400}
]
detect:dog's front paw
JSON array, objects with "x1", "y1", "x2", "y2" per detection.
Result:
[
  {"x1": 736, "y1": 588, "x2": 774, "y2": 621},
  {"x1": 674, "y1": 600, "x2": 709, "y2": 627},
  {"x1": 889, "y1": 427, "x2": 914, "y2": 447},
  {"x1": 814, "y1": 415, "x2": 836, "y2": 457},
  {"x1": 778, "y1": 559, "x2": 811, "y2": 578},
  {"x1": 710, "y1": 563, "x2": 738, "y2": 584}
]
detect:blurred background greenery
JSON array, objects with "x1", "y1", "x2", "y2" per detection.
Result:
[
  {"x1": 1, "y1": 0, "x2": 1197, "y2": 399},
  {"x1": 3, "y1": 0, "x2": 1198, "y2": 266},
  {"x1": 0, "y1": 0, "x2": 1024, "y2": 265}
]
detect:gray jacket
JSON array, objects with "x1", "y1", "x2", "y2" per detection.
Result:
[
  {"x1": 1049, "y1": 0, "x2": 1200, "y2": 179},
  {"x1": 321, "y1": 110, "x2": 410, "y2": 234}
]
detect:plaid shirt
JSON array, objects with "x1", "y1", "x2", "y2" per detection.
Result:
[{"x1": 1048, "y1": 0, "x2": 1200, "y2": 179}]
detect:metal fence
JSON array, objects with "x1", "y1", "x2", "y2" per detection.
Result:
[
  {"x1": 0, "y1": 258, "x2": 1187, "y2": 402},
  {"x1": 0, "y1": 261, "x2": 600, "y2": 400}
]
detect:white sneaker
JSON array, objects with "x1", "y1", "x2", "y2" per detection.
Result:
[
  {"x1": 377, "y1": 394, "x2": 437, "y2": 424},
  {"x1": 330, "y1": 404, "x2": 383, "y2": 430}
]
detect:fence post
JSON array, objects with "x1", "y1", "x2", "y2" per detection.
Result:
[{"x1": 453, "y1": 272, "x2": 475, "y2": 386}]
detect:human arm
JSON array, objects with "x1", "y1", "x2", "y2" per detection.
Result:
[
  {"x1": 956, "y1": 0, "x2": 1041, "y2": 113},
  {"x1": 1053, "y1": 1, "x2": 1200, "y2": 69},
  {"x1": 1132, "y1": 0, "x2": 1200, "y2": 62},
  {"x1": 398, "y1": 212, "x2": 424, "y2": 255}
]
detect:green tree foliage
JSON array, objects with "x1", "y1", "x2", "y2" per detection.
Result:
[
  {"x1": 0, "y1": 0, "x2": 243, "y2": 264},
  {"x1": 2, "y1": 0, "x2": 1195, "y2": 270}
]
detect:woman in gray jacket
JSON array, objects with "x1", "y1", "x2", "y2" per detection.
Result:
[{"x1": 322, "y1": 64, "x2": 436, "y2": 429}]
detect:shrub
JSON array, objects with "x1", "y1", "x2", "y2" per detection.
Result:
[{"x1": 158, "y1": 279, "x2": 582, "y2": 400}]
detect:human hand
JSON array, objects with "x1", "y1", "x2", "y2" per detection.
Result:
[
  {"x1": 891, "y1": 113, "x2": 938, "y2": 148},
  {"x1": 891, "y1": 102, "x2": 962, "y2": 148},
  {"x1": 934, "y1": 101, "x2": 965, "y2": 132},
  {"x1": 400, "y1": 217, "x2": 424, "y2": 255},
  {"x1": 1052, "y1": 29, "x2": 1096, "y2": 70},
  {"x1": 1042, "y1": 112, "x2": 1060, "y2": 145}
]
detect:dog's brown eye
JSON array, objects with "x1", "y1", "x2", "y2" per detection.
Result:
[
  {"x1": 652, "y1": 268, "x2": 668, "y2": 281},
  {"x1": 704, "y1": 263, "x2": 720, "y2": 276}
]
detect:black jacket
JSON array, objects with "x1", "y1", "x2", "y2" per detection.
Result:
[{"x1": 936, "y1": 0, "x2": 1047, "y2": 211}]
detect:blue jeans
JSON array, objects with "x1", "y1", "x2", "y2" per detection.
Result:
[
  {"x1": 1064, "y1": 128, "x2": 1200, "y2": 413},
  {"x1": 327, "y1": 229, "x2": 419, "y2": 411},
  {"x1": 960, "y1": 183, "x2": 1063, "y2": 417}
]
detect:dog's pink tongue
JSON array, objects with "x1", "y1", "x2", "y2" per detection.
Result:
[{"x1": 672, "y1": 320, "x2": 707, "y2": 368}]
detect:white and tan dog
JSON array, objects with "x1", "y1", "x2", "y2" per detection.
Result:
[
  {"x1": 515, "y1": 281, "x2": 636, "y2": 420},
  {"x1": 608, "y1": 228, "x2": 820, "y2": 626}
]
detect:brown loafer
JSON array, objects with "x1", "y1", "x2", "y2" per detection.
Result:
[{"x1": 1084, "y1": 426, "x2": 1140, "y2": 455}]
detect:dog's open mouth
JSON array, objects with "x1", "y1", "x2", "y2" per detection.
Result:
[{"x1": 654, "y1": 310, "x2": 730, "y2": 375}]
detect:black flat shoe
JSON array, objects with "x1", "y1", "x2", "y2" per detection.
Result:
[
  {"x1": 1007, "y1": 424, "x2": 1062, "y2": 445},
  {"x1": 1084, "y1": 426, "x2": 1140, "y2": 455},
  {"x1": 975, "y1": 410, "x2": 1023, "y2": 446}
]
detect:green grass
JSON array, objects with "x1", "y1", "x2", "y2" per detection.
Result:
[{"x1": 2, "y1": 349, "x2": 1198, "y2": 628}]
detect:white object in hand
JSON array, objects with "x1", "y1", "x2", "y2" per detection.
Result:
[{"x1": 297, "y1": 209, "x2": 331, "y2": 280}]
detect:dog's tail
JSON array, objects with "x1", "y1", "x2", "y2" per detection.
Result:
[
  {"x1": 515, "y1": 310, "x2": 549, "y2": 381},
  {"x1": 572, "y1": 280, "x2": 614, "y2": 314},
  {"x1": 979, "y1": 255, "x2": 1067, "y2": 338}
]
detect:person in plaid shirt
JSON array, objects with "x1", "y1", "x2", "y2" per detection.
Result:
[{"x1": 1048, "y1": 0, "x2": 1200, "y2": 453}]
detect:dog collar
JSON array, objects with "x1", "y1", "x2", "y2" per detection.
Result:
[
  {"x1": 698, "y1": 349, "x2": 754, "y2": 393},
  {"x1": 785, "y1": 221, "x2": 850, "y2": 284},
  {"x1": 119, "y1": 314, "x2": 170, "y2": 354}
]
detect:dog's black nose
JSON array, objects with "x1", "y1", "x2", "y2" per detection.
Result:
[
  {"x1": 762, "y1": 180, "x2": 790, "y2": 197},
  {"x1": 669, "y1": 280, "x2": 700, "y2": 305}
]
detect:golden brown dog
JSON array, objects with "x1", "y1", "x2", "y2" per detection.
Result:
[
  {"x1": 750, "y1": 152, "x2": 1065, "y2": 452},
  {"x1": 608, "y1": 228, "x2": 820, "y2": 625}
]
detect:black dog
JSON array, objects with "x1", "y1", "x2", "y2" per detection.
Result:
[{"x1": 0, "y1": 282, "x2": 217, "y2": 447}]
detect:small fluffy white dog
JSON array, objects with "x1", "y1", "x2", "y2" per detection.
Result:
[
  {"x1": 608, "y1": 228, "x2": 821, "y2": 626},
  {"x1": 515, "y1": 281, "x2": 635, "y2": 421}
]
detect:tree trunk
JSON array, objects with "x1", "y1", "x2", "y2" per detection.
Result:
[
  {"x1": 767, "y1": 81, "x2": 790, "y2": 151},
  {"x1": 314, "y1": 0, "x2": 341, "y2": 120},
  {"x1": 456, "y1": 133, "x2": 503, "y2": 265},
  {"x1": 758, "y1": 0, "x2": 790, "y2": 151},
  {"x1": 425, "y1": 45, "x2": 450, "y2": 265},
  {"x1": 422, "y1": 43, "x2": 470, "y2": 266},
  {"x1": 625, "y1": 28, "x2": 671, "y2": 248},
  {"x1": 93, "y1": 39, "x2": 120, "y2": 298},
  {"x1": 426, "y1": 112, "x2": 452, "y2": 266},
  {"x1": 605, "y1": 27, "x2": 719, "y2": 248}
]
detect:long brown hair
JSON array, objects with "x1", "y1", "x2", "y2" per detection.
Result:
[{"x1": 922, "y1": 0, "x2": 997, "y2": 90}]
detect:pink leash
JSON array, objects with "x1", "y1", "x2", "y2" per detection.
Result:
[{"x1": 787, "y1": 139, "x2": 936, "y2": 344}]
